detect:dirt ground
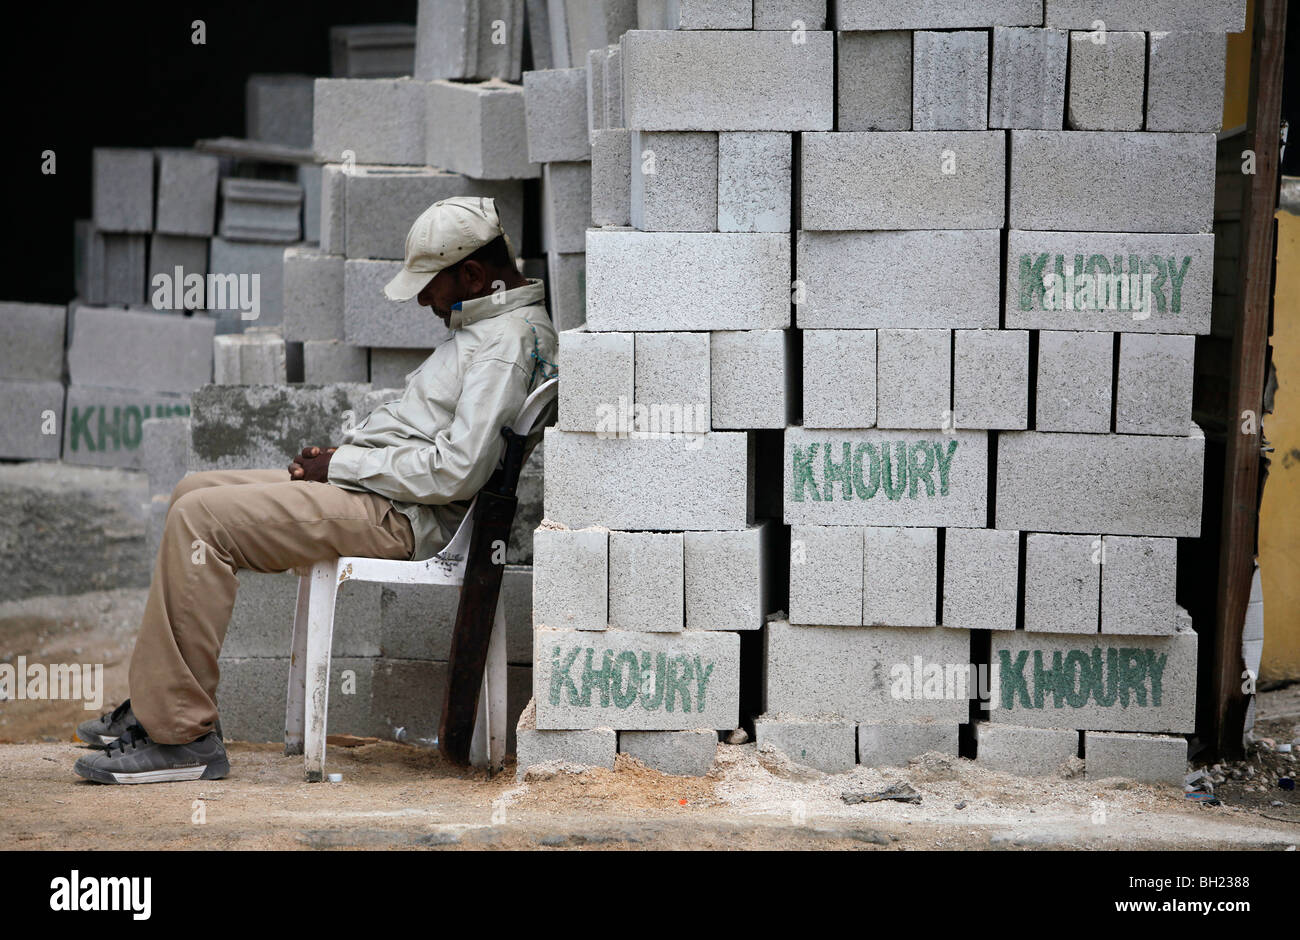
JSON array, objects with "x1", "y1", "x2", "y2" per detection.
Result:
[{"x1": 2, "y1": 589, "x2": 1298, "y2": 851}]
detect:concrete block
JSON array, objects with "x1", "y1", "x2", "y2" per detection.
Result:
[
  {"x1": 763, "y1": 620, "x2": 971, "y2": 723},
  {"x1": 224, "y1": 571, "x2": 380, "y2": 658},
  {"x1": 789, "y1": 525, "x2": 864, "y2": 626},
  {"x1": 511, "y1": 451, "x2": 546, "y2": 566},
  {"x1": 1067, "y1": 31, "x2": 1145, "y2": 131},
  {"x1": 92, "y1": 148, "x2": 154, "y2": 233},
  {"x1": 414, "y1": 0, "x2": 524, "y2": 82},
  {"x1": 683, "y1": 524, "x2": 770, "y2": 631},
  {"x1": 542, "y1": 162, "x2": 592, "y2": 253},
  {"x1": 0, "y1": 381, "x2": 63, "y2": 460},
  {"x1": 370, "y1": 348, "x2": 436, "y2": 388},
  {"x1": 313, "y1": 78, "x2": 426, "y2": 165},
  {"x1": 63, "y1": 386, "x2": 190, "y2": 470},
  {"x1": 717, "y1": 133, "x2": 790, "y2": 233},
  {"x1": 543, "y1": 426, "x2": 751, "y2": 530},
  {"x1": 524, "y1": 68, "x2": 591, "y2": 162},
  {"x1": 148, "y1": 235, "x2": 209, "y2": 311},
  {"x1": 836, "y1": 31, "x2": 911, "y2": 132},
  {"x1": 1115, "y1": 333, "x2": 1195, "y2": 435},
  {"x1": 585, "y1": 230, "x2": 790, "y2": 331},
  {"x1": 754, "y1": 715, "x2": 856, "y2": 773},
  {"x1": 602, "y1": 40, "x2": 623, "y2": 129},
  {"x1": 753, "y1": 0, "x2": 826, "y2": 30},
  {"x1": 608, "y1": 531, "x2": 684, "y2": 631},
  {"x1": 989, "y1": 27, "x2": 1068, "y2": 129},
  {"x1": 1085, "y1": 731, "x2": 1187, "y2": 784},
  {"x1": 1036, "y1": 330, "x2": 1114, "y2": 433},
  {"x1": 710, "y1": 330, "x2": 792, "y2": 429},
  {"x1": 976, "y1": 723, "x2": 1078, "y2": 775},
  {"x1": 834, "y1": 0, "x2": 1043, "y2": 28},
  {"x1": 557, "y1": 328, "x2": 633, "y2": 431},
  {"x1": 1101, "y1": 536, "x2": 1177, "y2": 635},
  {"x1": 995, "y1": 428, "x2": 1205, "y2": 537},
  {"x1": 282, "y1": 246, "x2": 345, "y2": 342},
  {"x1": 618, "y1": 730, "x2": 717, "y2": 776},
  {"x1": 859, "y1": 722, "x2": 959, "y2": 767},
  {"x1": 425, "y1": 79, "x2": 540, "y2": 179},
  {"x1": 329, "y1": 23, "x2": 417, "y2": 78},
  {"x1": 1024, "y1": 533, "x2": 1100, "y2": 633},
  {"x1": 1044, "y1": 0, "x2": 1246, "y2": 32},
  {"x1": 863, "y1": 527, "x2": 938, "y2": 626},
  {"x1": 797, "y1": 230, "x2": 1000, "y2": 330},
  {"x1": 802, "y1": 132, "x2": 1005, "y2": 230},
  {"x1": 502, "y1": 566, "x2": 536, "y2": 662},
  {"x1": 591, "y1": 129, "x2": 632, "y2": 226},
  {"x1": 953, "y1": 330, "x2": 1028, "y2": 430},
  {"x1": 142, "y1": 416, "x2": 191, "y2": 496},
  {"x1": 245, "y1": 74, "x2": 315, "y2": 150},
  {"x1": 630, "y1": 131, "x2": 718, "y2": 232},
  {"x1": 586, "y1": 46, "x2": 608, "y2": 136},
  {"x1": 802, "y1": 329, "x2": 877, "y2": 430},
  {"x1": 68, "y1": 307, "x2": 213, "y2": 394},
  {"x1": 344, "y1": 259, "x2": 454, "y2": 347},
  {"x1": 218, "y1": 657, "x2": 376, "y2": 743},
  {"x1": 534, "y1": 627, "x2": 740, "y2": 730},
  {"x1": 304, "y1": 340, "x2": 368, "y2": 383},
  {"x1": 943, "y1": 527, "x2": 1019, "y2": 630},
  {"x1": 988, "y1": 624, "x2": 1197, "y2": 731},
  {"x1": 516, "y1": 701, "x2": 616, "y2": 777},
  {"x1": 621, "y1": 29, "x2": 833, "y2": 130},
  {"x1": 154, "y1": 150, "x2": 220, "y2": 237},
  {"x1": 652, "y1": 0, "x2": 751, "y2": 28},
  {"x1": 298, "y1": 164, "x2": 322, "y2": 244},
  {"x1": 1005, "y1": 231, "x2": 1214, "y2": 334},
  {"x1": 785, "y1": 427, "x2": 988, "y2": 527},
  {"x1": 533, "y1": 527, "x2": 608, "y2": 630},
  {"x1": 207, "y1": 238, "x2": 286, "y2": 329},
  {"x1": 219, "y1": 178, "x2": 303, "y2": 243},
  {"x1": 876, "y1": 329, "x2": 951, "y2": 430},
  {"x1": 546, "y1": 251, "x2": 587, "y2": 331},
  {"x1": 913, "y1": 31, "x2": 989, "y2": 131},
  {"x1": 84, "y1": 232, "x2": 148, "y2": 307},
  {"x1": 212, "y1": 332, "x2": 287, "y2": 385},
  {"x1": 369, "y1": 658, "x2": 448, "y2": 742},
  {"x1": 320, "y1": 164, "x2": 347, "y2": 254},
  {"x1": 379, "y1": 565, "x2": 534, "y2": 661},
  {"x1": 634, "y1": 331, "x2": 710, "y2": 431},
  {"x1": 0, "y1": 302, "x2": 65, "y2": 382},
  {"x1": 1147, "y1": 32, "x2": 1227, "y2": 132},
  {"x1": 1010, "y1": 131, "x2": 1216, "y2": 233}
]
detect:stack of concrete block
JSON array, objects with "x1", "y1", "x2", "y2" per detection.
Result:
[
  {"x1": 84, "y1": 148, "x2": 154, "y2": 306},
  {"x1": 245, "y1": 74, "x2": 316, "y2": 151},
  {"x1": 330, "y1": 24, "x2": 417, "y2": 78},
  {"x1": 0, "y1": 302, "x2": 66, "y2": 460}
]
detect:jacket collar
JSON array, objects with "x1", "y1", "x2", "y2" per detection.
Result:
[{"x1": 448, "y1": 278, "x2": 546, "y2": 330}]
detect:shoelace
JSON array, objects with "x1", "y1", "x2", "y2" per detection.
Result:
[
  {"x1": 106, "y1": 723, "x2": 152, "y2": 757},
  {"x1": 106, "y1": 699, "x2": 132, "y2": 723}
]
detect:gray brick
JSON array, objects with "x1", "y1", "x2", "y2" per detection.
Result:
[
  {"x1": 329, "y1": 23, "x2": 416, "y2": 78},
  {"x1": 245, "y1": 74, "x2": 315, "y2": 150},
  {"x1": 546, "y1": 251, "x2": 587, "y2": 331},
  {"x1": 344, "y1": 259, "x2": 454, "y2": 347},
  {"x1": 154, "y1": 150, "x2": 220, "y2": 237},
  {"x1": 63, "y1": 386, "x2": 190, "y2": 470},
  {"x1": 609, "y1": 531, "x2": 684, "y2": 631},
  {"x1": 586, "y1": 46, "x2": 608, "y2": 136},
  {"x1": 304, "y1": 340, "x2": 368, "y2": 383},
  {"x1": 717, "y1": 132, "x2": 790, "y2": 233},
  {"x1": 0, "y1": 381, "x2": 63, "y2": 460},
  {"x1": 1147, "y1": 32, "x2": 1227, "y2": 132},
  {"x1": 217, "y1": 657, "x2": 376, "y2": 743},
  {"x1": 989, "y1": 27, "x2": 1068, "y2": 129},
  {"x1": 603, "y1": 40, "x2": 624, "y2": 129},
  {"x1": 320, "y1": 164, "x2": 347, "y2": 254},
  {"x1": 684, "y1": 524, "x2": 770, "y2": 631},
  {"x1": 68, "y1": 307, "x2": 213, "y2": 394},
  {"x1": 1116, "y1": 333, "x2": 1194, "y2": 435},
  {"x1": 557, "y1": 328, "x2": 633, "y2": 431},
  {"x1": 542, "y1": 161, "x2": 592, "y2": 253},
  {"x1": 1024, "y1": 533, "x2": 1100, "y2": 633},
  {"x1": 954, "y1": 329, "x2": 1029, "y2": 430},
  {"x1": 976, "y1": 723, "x2": 1078, "y2": 775},
  {"x1": 1085, "y1": 731, "x2": 1186, "y2": 784},
  {"x1": 834, "y1": 0, "x2": 1043, "y2": 28},
  {"x1": 1067, "y1": 31, "x2": 1145, "y2": 131},
  {"x1": 533, "y1": 527, "x2": 608, "y2": 630},
  {"x1": 630, "y1": 131, "x2": 717, "y2": 232},
  {"x1": 754, "y1": 715, "x2": 856, "y2": 773},
  {"x1": 913, "y1": 31, "x2": 989, "y2": 131},
  {"x1": 92, "y1": 148, "x2": 154, "y2": 233},
  {"x1": 837, "y1": 31, "x2": 912, "y2": 132},
  {"x1": 753, "y1": 0, "x2": 826, "y2": 29},
  {"x1": 789, "y1": 525, "x2": 863, "y2": 626},
  {"x1": 524, "y1": 68, "x2": 591, "y2": 162},
  {"x1": 876, "y1": 329, "x2": 951, "y2": 430},
  {"x1": 141, "y1": 416, "x2": 191, "y2": 496},
  {"x1": 148, "y1": 235, "x2": 209, "y2": 311},
  {"x1": 1036, "y1": 330, "x2": 1114, "y2": 432},
  {"x1": 414, "y1": 0, "x2": 524, "y2": 82},
  {"x1": 516, "y1": 701, "x2": 616, "y2": 777},
  {"x1": 710, "y1": 330, "x2": 792, "y2": 429},
  {"x1": 378, "y1": 564, "x2": 534, "y2": 661},
  {"x1": 863, "y1": 526, "x2": 938, "y2": 626},
  {"x1": 803, "y1": 329, "x2": 876, "y2": 430},
  {"x1": 223, "y1": 571, "x2": 381, "y2": 658},
  {"x1": 371, "y1": 658, "x2": 448, "y2": 743},
  {"x1": 313, "y1": 78, "x2": 426, "y2": 165},
  {"x1": 802, "y1": 132, "x2": 1006, "y2": 230},
  {"x1": 219, "y1": 179, "x2": 302, "y2": 243},
  {"x1": 1044, "y1": 0, "x2": 1246, "y2": 31},
  {"x1": 298, "y1": 164, "x2": 322, "y2": 244},
  {"x1": 370, "y1": 348, "x2": 436, "y2": 388},
  {"x1": 591, "y1": 129, "x2": 632, "y2": 226},
  {"x1": 502, "y1": 566, "x2": 536, "y2": 662},
  {"x1": 425, "y1": 79, "x2": 540, "y2": 179},
  {"x1": 634, "y1": 331, "x2": 709, "y2": 431},
  {"x1": 943, "y1": 527, "x2": 1019, "y2": 630},
  {"x1": 859, "y1": 722, "x2": 959, "y2": 767},
  {"x1": 1101, "y1": 536, "x2": 1177, "y2": 635},
  {"x1": 282, "y1": 246, "x2": 345, "y2": 342},
  {"x1": 85, "y1": 232, "x2": 148, "y2": 307},
  {"x1": 207, "y1": 238, "x2": 287, "y2": 329},
  {"x1": 0, "y1": 302, "x2": 65, "y2": 382},
  {"x1": 213, "y1": 332, "x2": 285, "y2": 385},
  {"x1": 618, "y1": 729, "x2": 717, "y2": 775}
]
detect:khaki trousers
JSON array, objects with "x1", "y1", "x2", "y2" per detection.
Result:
[{"x1": 128, "y1": 470, "x2": 415, "y2": 744}]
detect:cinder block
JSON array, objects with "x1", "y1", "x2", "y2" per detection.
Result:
[
  {"x1": 141, "y1": 416, "x2": 190, "y2": 496},
  {"x1": 63, "y1": 386, "x2": 190, "y2": 470},
  {"x1": 785, "y1": 427, "x2": 988, "y2": 528},
  {"x1": 1024, "y1": 533, "x2": 1100, "y2": 633},
  {"x1": 684, "y1": 524, "x2": 770, "y2": 631},
  {"x1": 634, "y1": 331, "x2": 710, "y2": 431},
  {"x1": 501, "y1": 566, "x2": 535, "y2": 662},
  {"x1": 650, "y1": 0, "x2": 751, "y2": 28},
  {"x1": 213, "y1": 332, "x2": 287, "y2": 385},
  {"x1": 752, "y1": 0, "x2": 827, "y2": 29},
  {"x1": 802, "y1": 132, "x2": 1005, "y2": 230},
  {"x1": 717, "y1": 133, "x2": 790, "y2": 233},
  {"x1": 943, "y1": 527, "x2": 1019, "y2": 630},
  {"x1": 304, "y1": 340, "x2": 368, "y2": 383},
  {"x1": 586, "y1": 46, "x2": 608, "y2": 136},
  {"x1": 836, "y1": 31, "x2": 912, "y2": 132},
  {"x1": 370, "y1": 348, "x2": 436, "y2": 388},
  {"x1": 602, "y1": 41, "x2": 623, "y2": 129},
  {"x1": 1067, "y1": 31, "x2": 1145, "y2": 131},
  {"x1": 542, "y1": 161, "x2": 592, "y2": 253},
  {"x1": 834, "y1": 0, "x2": 1043, "y2": 28},
  {"x1": 516, "y1": 701, "x2": 616, "y2": 777},
  {"x1": 0, "y1": 381, "x2": 63, "y2": 460},
  {"x1": 218, "y1": 657, "x2": 376, "y2": 743},
  {"x1": 68, "y1": 307, "x2": 213, "y2": 394},
  {"x1": 863, "y1": 527, "x2": 938, "y2": 626},
  {"x1": 763, "y1": 620, "x2": 971, "y2": 722},
  {"x1": 320, "y1": 164, "x2": 347, "y2": 254},
  {"x1": 976, "y1": 723, "x2": 1078, "y2": 775},
  {"x1": 344, "y1": 259, "x2": 454, "y2": 347},
  {"x1": 414, "y1": 0, "x2": 524, "y2": 82},
  {"x1": 789, "y1": 525, "x2": 864, "y2": 626},
  {"x1": 859, "y1": 722, "x2": 959, "y2": 767},
  {"x1": 1115, "y1": 333, "x2": 1195, "y2": 435},
  {"x1": 591, "y1": 129, "x2": 632, "y2": 226},
  {"x1": 219, "y1": 179, "x2": 303, "y2": 243},
  {"x1": 282, "y1": 246, "x2": 345, "y2": 342},
  {"x1": 621, "y1": 29, "x2": 833, "y2": 130},
  {"x1": 207, "y1": 238, "x2": 287, "y2": 329},
  {"x1": 585, "y1": 230, "x2": 790, "y2": 331},
  {"x1": 797, "y1": 230, "x2": 1000, "y2": 329},
  {"x1": 1036, "y1": 330, "x2": 1114, "y2": 433},
  {"x1": 83, "y1": 232, "x2": 148, "y2": 307},
  {"x1": 424, "y1": 79, "x2": 540, "y2": 179},
  {"x1": 92, "y1": 148, "x2": 154, "y2": 234},
  {"x1": 1147, "y1": 32, "x2": 1227, "y2": 132},
  {"x1": 224, "y1": 571, "x2": 380, "y2": 658},
  {"x1": 524, "y1": 67, "x2": 591, "y2": 162},
  {"x1": 953, "y1": 330, "x2": 1028, "y2": 430},
  {"x1": 533, "y1": 527, "x2": 608, "y2": 630},
  {"x1": 989, "y1": 624, "x2": 1197, "y2": 731},
  {"x1": 155, "y1": 150, "x2": 220, "y2": 237},
  {"x1": 313, "y1": 78, "x2": 426, "y2": 165},
  {"x1": 630, "y1": 131, "x2": 718, "y2": 232},
  {"x1": 913, "y1": 31, "x2": 989, "y2": 131},
  {"x1": 754, "y1": 716, "x2": 856, "y2": 773},
  {"x1": 0, "y1": 302, "x2": 65, "y2": 382},
  {"x1": 989, "y1": 27, "x2": 1068, "y2": 129},
  {"x1": 1044, "y1": 0, "x2": 1246, "y2": 32},
  {"x1": 245, "y1": 74, "x2": 315, "y2": 150},
  {"x1": 1010, "y1": 131, "x2": 1216, "y2": 233},
  {"x1": 534, "y1": 627, "x2": 740, "y2": 730},
  {"x1": 618, "y1": 730, "x2": 717, "y2": 775},
  {"x1": 544, "y1": 427, "x2": 751, "y2": 530},
  {"x1": 329, "y1": 23, "x2": 417, "y2": 78},
  {"x1": 298, "y1": 164, "x2": 322, "y2": 244},
  {"x1": 148, "y1": 235, "x2": 208, "y2": 311},
  {"x1": 802, "y1": 329, "x2": 877, "y2": 430},
  {"x1": 1005, "y1": 231, "x2": 1214, "y2": 334},
  {"x1": 876, "y1": 329, "x2": 951, "y2": 430},
  {"x1": 1085, "y1": 731, "x2": 1187, "y2": 784},
  {"x1": 379, "y1": 565, "x2": 533, "y2": 661},
  {"x1": 557, "y1": 329, "x2": 633, "y2": 431},
  {"x1": 609, "y1": 531, "x2": 684, "y2": 632},
  {"x1": 546, "y1": 251, "x2": 586, "y2": 331},
  {"x1": 1101, "y1": 536, "x2": 1177, "y2": 635},
  {"x1": 710, "y1": 330, "x2": 792, "y2": 429},
  {"x1": 995, "y1": 428, "x2": 1205, "y2": 537}
]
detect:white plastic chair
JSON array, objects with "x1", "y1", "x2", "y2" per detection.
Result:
[{"x1": 284, "y1": 377, "x2": 558, "y2": 781}]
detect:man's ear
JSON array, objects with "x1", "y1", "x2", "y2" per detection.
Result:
[{"x1": 460, "y1": 259, "x2": 489, "y2": 294}]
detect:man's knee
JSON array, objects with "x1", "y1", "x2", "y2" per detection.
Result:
[{"x1": 169, "y1": 471, "x2": 224, "y2": 508}]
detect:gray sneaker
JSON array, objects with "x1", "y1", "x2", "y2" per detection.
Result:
[
  {"x1": 74, "y1": 724, "x2": 230, "y2": 784},
  {"x1": 77, "y1": 700, "x2": 223, "y2": 749}
]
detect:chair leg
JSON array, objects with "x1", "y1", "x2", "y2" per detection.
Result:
[
  {"x1": 284, "y1": 572, "x2": 312, "y2": 756},
  {"x1": 303, "y1": 560, "x2": 339, "y2": 783},
  {"x1": 469, "y1": 603, "x2": 509, "y2": 773}
]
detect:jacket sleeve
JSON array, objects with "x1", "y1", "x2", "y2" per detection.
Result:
[{"x1": 327, "y1": 355, "x2": 529, "y2": 505}]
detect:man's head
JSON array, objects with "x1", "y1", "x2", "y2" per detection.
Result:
[{"x1": 415, "y1": 235, "x2": 523, "y2": 321}]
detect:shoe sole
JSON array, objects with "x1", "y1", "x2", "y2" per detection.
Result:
[{"x1": 75, "y1": 759, "x2": 230, "y2": 785}]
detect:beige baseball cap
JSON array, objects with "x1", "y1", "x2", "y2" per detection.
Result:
[{"x1": 382, "y1": 196, "x2": 510, "y2": 302}]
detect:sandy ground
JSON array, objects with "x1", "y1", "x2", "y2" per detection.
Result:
[{"x1": 2, "y1": 589, "x2": 1298, "y2": 850}]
